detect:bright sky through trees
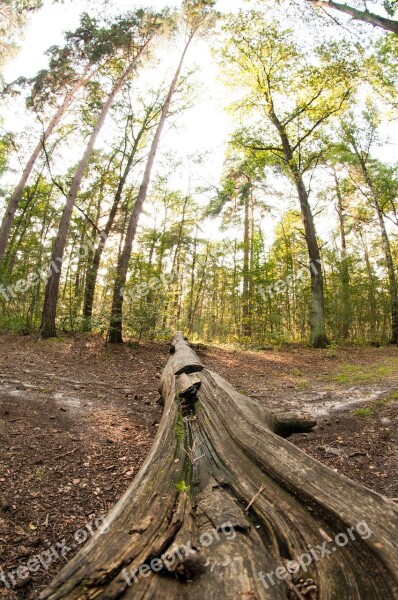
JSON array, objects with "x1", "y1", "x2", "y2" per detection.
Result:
[
  {"x1": 1, "y1": 0, "x2": 398, "y2": 346},
  {"x1": 2, "y1": 0, "x2": 260, "y2": 245}
]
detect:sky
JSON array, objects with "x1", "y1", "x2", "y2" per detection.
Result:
[
  {"x1": 3, "y1": 0, "x2": 249, "y2": 80},
  {"x1": 1, "y1": 0, "x2": 251, "y2": 174}
]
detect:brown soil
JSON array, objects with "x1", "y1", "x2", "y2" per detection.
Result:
[{"x1": 0, "y1": 334, "x2": 397, "y2": 598}]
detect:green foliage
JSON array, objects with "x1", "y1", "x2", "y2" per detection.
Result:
[
  {"x1": 1, "y1": 2, "x2": 398, "y2": 350},
  {"x1": 353, "y1": 390, "x2": 396, "y2": 417},
  {"x1": 353, "y1": 407, "x2": 373, "y2": 417},
  {"x1": 333, "y1": 363, "x2": 395, "y2": 384},
  {"x1": 291, "y1": 368, "x2": 303, "y2": 377},
  {"x1": 175, "y1": 479, "x2": 191, "y2": 493}
]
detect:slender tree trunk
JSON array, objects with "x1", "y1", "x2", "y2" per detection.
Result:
[
  {"x1": 108, "y1": 36, "x2": 193, "y2": 343},
  {"x1": 334, "y1": 172, "x2": 351, "y2": 341},
  {"x1": 166, "y1": 195, "x2": 189, "y2": 323},
  {"x1": 0, "y1": 65, "x2": 92, "y2": 261},
  {"x1": 242, "y1": 189, "x2": 251, "y2": 338},
  {"x1": 375, "y1": 203, "x2": 398, "y2": 343},
  {"x1": 188, "y1": 229, "x2": 199, "y2": 333},
  {"x1": 39, "y1": 48, "x2": 147, "y2": 338},
  {"x1": 358, "y1": 228, "x2": 378, "y2": 339},
  {"x1": 294, "y1": 172, "x2": 328, "y2": 347},
  {"x1": 267, "y1": 107, "x2": 327, "y2": 347},
  {"x1": 190, "y1": 243, "x2": 209, "y2": 336},
  {"x1": 83, "y1": 131, "x2": 145, "y2": 325}
]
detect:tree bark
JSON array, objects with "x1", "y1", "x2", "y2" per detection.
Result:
[
  {"x1": 108, "y1": 36, "x2": 193, "y2": 344},
  {"x1": 242, "y1": 186, "x2": 251, "y2": 338},
  {"x1": 42, "y1": 333, "x2": 398, "y2": 599},
  {"x1": 82, "y1": 126, "x2": 147, "y2": 326},
  {"x1": 0, "y1": 65, "x2": 92, "y2": 261},
  {"x1": 294, "y1": 172, "x2": 328, "y2": 348},
  {"x1": 358, "y1": 227, "x2": 378, "y2": 340},
  {"x1": 307, "y1": 0, "x2": 398, "y2": 34},
  {"x1": 39, "y1": 44, "x2": 149, "y2": 338},
  {"x1": 266, "y1": 106, "x2": 328, "y2": 347},
  {"x1": 334, "y1": 171, "x2": 351, "y2": 341},
  {"x1": 375, "y1": 201, "x2": 398, "y2": 344}
]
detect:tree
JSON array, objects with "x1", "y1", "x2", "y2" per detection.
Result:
[
  {"x1": 220, "y1": 14, "x2": 356, "y2": 346},
  {"x1": 82, "y1": 91, "x2": 164, "y2": 327},
  {"x1": 0, "y1": 13, "x2": 131, "y2": 261},
  {"x1": 208, "y1": 157, "x2": 267, "y2": 339},
  {"x1": 38, "y1": 9, "x2": 166, "y2": 338},
  {"x1": 332, "y1": 170, "x2": 352, "y2": 340},
  {"x1": 108, "y1": 0, "x2": 217, "y2": 343},
  {"x1": 305, "y1": 0, "x2": 398, "y2": 34},
  {"x1": 336, "y1": 110, "x2": 398, "y2": 343},
  {"x1": 41, "y1": 333, "x2": 398, "y2": 599},
  {"x1": 0, "y1": 0, "x2": 50, "y2": 66}
]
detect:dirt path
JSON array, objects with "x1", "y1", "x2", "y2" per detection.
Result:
[{"x1": 0, "y1": 334, "x2": 397, "y2": 598}]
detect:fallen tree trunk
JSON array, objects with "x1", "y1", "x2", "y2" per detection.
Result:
[{"x1": 42, "y1": 333, "x2": 398, "y2": 599}]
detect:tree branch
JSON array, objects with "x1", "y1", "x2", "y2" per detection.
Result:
[{"x1": 307, "y1": 0, "x2": 398, "y2": 34}]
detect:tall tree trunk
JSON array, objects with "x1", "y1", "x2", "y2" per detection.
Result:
[
  {"x1": 242, "y1": 188, "x2": 251, "y2": 338},
  {"x1": 108, "y1": 36, "x2": 193, "y2": 343},
  {"x1": 39, "y1": 47, "x2": 148, "y2": 338},
  {"x1": 358, "y1": 228, "x2": 378, "y2": 340},
  {"x1": 0, "y1": 65, "x2": 92, "y2": 261},
  {"x1": 294, "y1": 172, "x2": 328, "y2": 347},
  {"x1": 375, "y1": 202, "x2": 398, "y2": 343},
  {"x1": 334, "y1": 172, "x2": 351, "y2": 341},
  {"x1": 187, "y1": 229, "x2": 199, "y2": 333},
  {"x1": 83, "y1": 129, "x2": 146, "y2": 326},
  {"x1": 267, "y1": 107, "x2": 327, "y2": 347},
  {"x1": 166, "y1": 195, "x2": 189, "y2": 324}
]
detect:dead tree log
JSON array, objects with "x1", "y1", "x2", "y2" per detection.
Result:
[{"x1": 42, "y1": 332, "x2": 398, "y2": 599}]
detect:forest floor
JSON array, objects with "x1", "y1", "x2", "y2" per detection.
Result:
[{"x1": 0, "y1": 333, "x2": 397, "y2": 598}]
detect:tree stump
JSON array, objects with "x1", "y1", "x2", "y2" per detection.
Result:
[{"x1": 41, "y1": 332, "x2": 398, "y2": 599}]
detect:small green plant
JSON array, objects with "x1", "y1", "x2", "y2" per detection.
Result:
[
  {"x1": 353, "y1": 407, "x2": 373, "y2": 418},
  {"x1": 291, "y1": 368, "x2": 303, "y2": 377},
  {"x1": 353, "y1": 391, "x2": 397, "y2": 417},
  {"x1": 127, "y1": 340, "x2": 140, "y2": 348},
  {"x1": 36, "y1": 466, "x2": 44, "y2": 479},
  {"x1": 297, "y1": 380, "x2": 310, "y2": 389},
  {"x1": 175, "y1": 479, "x2": 191, "y2": 493},
  {"x1": 326, "y1": 342, "x2": 338, "y2": 358}
]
